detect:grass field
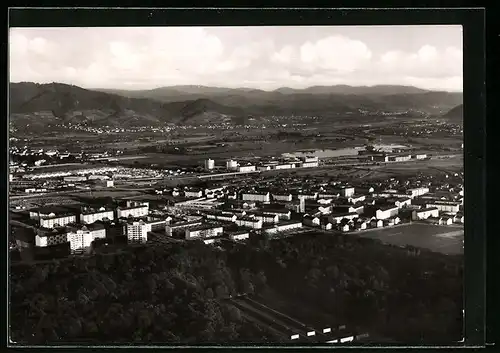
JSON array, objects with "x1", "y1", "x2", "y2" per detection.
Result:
[{"x1": 355, "y1": 223, "x2": 464, "y2": 255}]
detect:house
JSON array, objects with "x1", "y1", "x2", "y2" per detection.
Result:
[
  {"x1": 385, "y1": 218, "x2": 395, "y2": 227},
  {"x1": 303, "y1": 214, "x2": 320, "y2": 227},
  {"x1": 412, "y1": 207, "x2": 439, "y2": 220},
  {"x1": 329, "y1": 212, "x2": 359, "y2": 224},
  {"x1": 439, "y1": 216, "x2": 453, "y2": 226},
  {"x1": 370, "y1": 219, "x2": 384, "y2": 228},
  {"x1": 339, "y1": 223, "x2": 350, "y2": 232},
  {"x1": 389, "y1": 216, "x2": 401, "y2": 225},
  {"x1": 453, "y1": 213, "x2": 464, "y2": 224},
  {"x1": 354, "y1": 220, "x2": 368, "y2": 230},
  {"x1": 321, "y1": 222, "x2": 333, "y2": 230}
]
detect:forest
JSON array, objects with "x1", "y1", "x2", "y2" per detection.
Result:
[{"x1": 9, "y1": 232, "x2": 463, "y2": 345}]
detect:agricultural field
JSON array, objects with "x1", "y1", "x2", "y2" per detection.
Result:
[{"x1": 355, "y1": 223, "x2": 464, "y2": 255}]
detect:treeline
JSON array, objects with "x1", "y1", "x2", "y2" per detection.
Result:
[{"x1": 9, "y1": 241, "x2": 281, "y2": 345}]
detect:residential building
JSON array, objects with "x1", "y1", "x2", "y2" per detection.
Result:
[
  {"x1": 370, "y1": 219, "x2": 384, "y2": 228},
  {"x1": 412, "y1": 207, "x2": 440, "y2": 220},
  {"x1": 250, "y1": 212, "x2": 279, "y2": 224},
  {"x1": 272, "y1": 193, "x2": 293, "y2": 202},
  {"x1": 439, "y1": 216, "x2": 453, "y2": 226},
  {"x1": 126, "y1": 220, "x2": 149, "y2": 243},
  {"x1": 425, "y1": 202, "x2": 460, "y2": 214},
  {"x1": 80, "y1": 207, "x2": 114, "y2": 224},
  {"x1": 407, "y1": 187, "x2": 430, "y2": 198},
  {"x1": 39, "y1": 214, "x2": 77, "y2": 228},
  {"x1": 235, "y1": 216, "x2": 263, "y2": 229},
  {"x1": 66, "y1": 223, "x2": 106, "y2": 254},
  {"x1": 205, "y1": 210, "x2": 238, "y2": 223},
  {"x1": 185, "y1": 188, "x2": 203, "y2": 198},
  {"x1": 242, "y1": 191, "x2": 270, "y2": 203},
  {"x1": 165, "y1": 220, "x2": 203, "y2": 236},
  {"x1": 35, "y1": 228, "x2": 68, "y2": 247},
  {"x1": 263, "y1": 221, "x2": 303, "y2": 235},
  {"x1": 228, "y1": 231, "x2": 250, "y2": 241},
  {"x1": 185, "y1": 224, "x2": 224, "y2": 239},
  {"x1": 303, "y1": 215, "x2": 320, "y2": 227},
  {"x1": 329, "y1": 212, "x2": 359, "y2": 224},
  {"x1": 376, "y1": 206, "x2": 399, "y2": 220},
  {"x1": 117, "y1": 204, "x2": 149, "y2": 218},
  {"x1": 260, "y1": 208, "x2": 291, "y2": 220}
]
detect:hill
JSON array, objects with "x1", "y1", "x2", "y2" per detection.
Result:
[
  {"x1": 10, "y1": 82, "x2": 463, "y2": 130},
  {"x1": 9, "y1": 82, "x2": 242, "y2": 129},
  {"x1": 440, "y1": 104, "x2": 463, "y2": 123}
]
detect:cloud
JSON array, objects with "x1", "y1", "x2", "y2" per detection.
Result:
[
  {"x1": 378, "y1": 45, "x2": 462, "y2": 79},
  {"x1": 9, "y1": 27, "x2": 462, "y2": 91}
]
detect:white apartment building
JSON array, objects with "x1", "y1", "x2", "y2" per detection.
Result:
[
  {"x1": 185, "y1": 225, "x2": 224, "y2": 239},
  {"x1": 425, "y1": 202, "x2": 460, "y2": 214},
  {"x1": 66, "y1": 224, "x2": 106, "y2": 254},
  {"x1": 35, "y1": 230, "x2": 68, "y2": 247},
  {"x1": 126, "y1": 220, "x2": 150, "y2": 243},
  {"x1": 261, "y1": 209, "x2": 292, "y2": 220},
  {"x1": 117, "y1": 205, "x2": 148, "y2": 219},
  {"x1": 251, "y1": 212, "x2": 279, "y2": 224},
  {"x1": 407, "y1": 187, "x2": 430, "y2": 198},
  {"x1": 412, "y1": 207, "x2": 440, "y2": 220},
  {"x1": 229, "y1": 231, "x2": 250, "y2": 241},
  {"x1": 40, "y1": 214, "x2": 77, "y2": 228},
  {"x1": 80, "y1": 207, "x2": 114, "y2": 224},
  {"x1": 263, "y1": 221, "x2": 303, "y2": 235},
  {"x1": 376, "y1": 206, "x2": 399, "y2": 220},
  {"x1": 272, "y1": 193, "x2": 293, "y2": 202},
  {"x1": 300, "y1": 161, "x2": 320, "y2": 168},
  {"x1": 165, "y1": 220, "x2": 203, "y2": 236},
  {"x1": 242, "y1": 192, "x2": 270, "y2": 203},
  {"x1": 275, "y1": 164, "x2": 292, "y2": 170},
  {"x1": 235, "y1": 217, "x2": 263, "y2": 229}
]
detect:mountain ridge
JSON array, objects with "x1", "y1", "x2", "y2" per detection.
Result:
[{"x1": 9, "y1": 82, "x2": 464, "y2": 129}]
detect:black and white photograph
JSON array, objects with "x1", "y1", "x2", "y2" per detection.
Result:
[{"x1": 8, "y1": 11, "x2": 472, "y2": 347}]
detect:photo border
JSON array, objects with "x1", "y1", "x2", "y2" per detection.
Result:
[{"x1": 5, "y1": 7, "x2": 487, "y2": 349}]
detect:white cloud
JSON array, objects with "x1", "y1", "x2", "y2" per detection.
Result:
[{"x1": 8, "y1": 27, "x2": 462, "y2": 91}]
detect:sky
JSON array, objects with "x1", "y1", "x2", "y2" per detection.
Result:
[{"x1": 9, "y1": 25, "x2": 463, "y2": 92}]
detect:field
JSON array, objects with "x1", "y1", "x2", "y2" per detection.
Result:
[{"x1": 355, "y1": 223, "x2": 464, "y2": 255}]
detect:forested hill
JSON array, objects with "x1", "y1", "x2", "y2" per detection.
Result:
[{"x1": 10, "y1": 233, "x2": 462, "y2": 345}]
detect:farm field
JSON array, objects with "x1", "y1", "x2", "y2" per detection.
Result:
[{"x1": 355, "y1": 223, "x2": 464, "y2": 255}]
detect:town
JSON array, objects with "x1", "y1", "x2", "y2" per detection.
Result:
[{"x1": 10, "y1": 147, "x2": 464, "y2": 262}]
